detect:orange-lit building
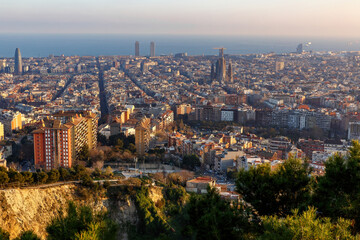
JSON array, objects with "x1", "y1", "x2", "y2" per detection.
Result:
[
  {"x1": 11, "y1": 112, "x2": 22, "y2": 131},
  {"x1": 33, "y1": 119, "x2": 73, "y2": 170},
  {"x1": 33, "y1": 111, "x2": 98, "y2": 170}
]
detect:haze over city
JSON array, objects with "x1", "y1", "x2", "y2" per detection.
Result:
[{"x1": 1, "y1": 0, "x2": 360, "y2": 37}]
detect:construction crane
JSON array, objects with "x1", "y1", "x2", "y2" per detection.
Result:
[{"x1": 213, "y1": 47, "x2": 226, "y2": 58}]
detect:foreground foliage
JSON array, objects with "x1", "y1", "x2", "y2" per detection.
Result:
[
  {"x1": 314, "y1": 140, "x2": 360, "y2": 232},
  {"x1": 134, "y1": 186, "x2": 172, "y2": 238},
  {"x1": 259, "y1": 207, "x2": 357, "y2": 240},
  {"x1": 46, "y1": 201, "x2": 117, "y2": 240},
  {"x1": 236, "y1": 157, "x2": 311, "y2": 216},
  {"x1": 187, "y1": 187, "x2": 258, "y2": 240}
]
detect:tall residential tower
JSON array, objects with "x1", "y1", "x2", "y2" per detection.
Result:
[
  {"x1": 135, "y1": 41, "x2": 140, "y2": 56},
  {"x1": 150, "y1": 42, "x2": 155, "y2": 57}
]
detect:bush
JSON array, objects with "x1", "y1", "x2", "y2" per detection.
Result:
[
  {"x1": 35, "y1": 171, "x2": 48, "y2": 184},
  {"x1": 47, "y1": 169, "x2": 60, "y2": 183},
  {"x1": 15, "y1": 230, "x2": 41, "y2": 240},
  {"x1": 46, "y1": 201, "x2": 117, "y2": 240},
  {"x1": 135, "y1": 186, "x2": 171, "y2": 236},
  {"x1": 81, "y1": 174, "x2": 94, "y2": 188},
  {"x1": 260, "y1": 207, "x2": 358, "y2": 239},
  {"x1": 181, "y1": 155, "x2": 201, "y2": 170},
  {"x1": 0, "y1": 172, "x2": 9, "y2": 185},
  {"x1": 103, "y1": 181, "x2": 111, "y2": 189},
  {"x1": 8, "y1": 169, "x2": 24, "y2": 183},
  {"x1": 59, "y1": 168, "x2": 71, "y2": 181},
  {"x1": 0, "y1": 228, "x2": 9, "y2": 240},
  {"x1": 21, "y1": 172, "x2": 33, "y2": 184}
]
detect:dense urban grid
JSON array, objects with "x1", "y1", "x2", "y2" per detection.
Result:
[
  {"x1": 1, "y1": 45, "x2": 360, "y2": 173},
  {"x1": 2, "y1": 43, "x2": 360, "y2": 238}
]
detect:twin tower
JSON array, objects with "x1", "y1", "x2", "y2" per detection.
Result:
[{"x1": 135, "y1": 41, "x2": 155, "y2": 57}]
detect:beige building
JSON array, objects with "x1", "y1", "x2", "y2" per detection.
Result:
[
  {"x1": 0, "y1": 111, "x2": 22, "y2": 135},
  {"x1": 0, "y1": 122, "x2": 4, "y2": 140},
  {"x1": 275, "y1": 61, "x2": 285, "y2": 72},
  {"x1": 186, "y1": 177, "x2": 216, "y2": 194}
]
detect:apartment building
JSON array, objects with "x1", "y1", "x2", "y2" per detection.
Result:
[
  {"x1": 135, "y1": 117, "x2": 151, "y2": 156},
  {"x1": 33, "y1": 111, "x2": 98, "y2": 170}
]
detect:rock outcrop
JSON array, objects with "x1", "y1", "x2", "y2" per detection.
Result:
[
  {"x1": 0, "y1": 183, "x2": 164, "y2": 240},
  {"x1": 0, "y1": 184, "x2": 138, "y2": 240}
]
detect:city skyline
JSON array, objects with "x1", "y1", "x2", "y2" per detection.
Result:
[{"x1": 1, "y1": 0, "x2": 360, "y2": 38}]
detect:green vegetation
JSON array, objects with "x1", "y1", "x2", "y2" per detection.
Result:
[
  {"x1": 92, "y1": 133, "x2": 136, "y2": 165},
  {"x1": 134, "y1": 186, "x2": 172, "y2": 237},
  {"x1": 236, "y1": 157, "x2": 311, "y2": 216},
  {"x1": 0, "y1": 229, "x2": 41, "y2": 240},
  {"x1": 260, "y1": 208, "x2": 356, "y2": 240},
  {"x1": 5, "y1": 141, "x2": 360, "y2": 239},
  {"x1": 187, "y1": 187, "x2": 258, "y2": 240},
  {"x1": 0, "y1": 165, "x2": 116, "y2": 189},
  {"x1": 14, "y1": 231, "x2": 41, "y2": 240},
  {"x1": 245, "y1": 126, "x2": 327, "y2": 142},
  {"x1": 313, "y1": 140, "x2": 360, "y2": 231},
  {"x1": 0, "y1": 228, "x2": 10, "y2": 240},
  {"x1": 46, "y1": 201, "x2": 117, "y2": 240},
  {"x1": 182, "y1": 154, "x2": 201, "y2": 171}
]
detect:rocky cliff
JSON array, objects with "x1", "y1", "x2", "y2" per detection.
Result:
[{"x1": 0, "y1": 184, "x2": 143, "y2": 240}]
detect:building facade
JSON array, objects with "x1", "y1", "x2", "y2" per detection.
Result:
[
  {"x1": 135, "y1": 117, "x2": 151, "y2": 156},
  {"x1": 33, "y1": 111, "x2": 98, "y2": 170},
  {"x1": 150, "y1": 42, "x2": 155, "y2": 57}
]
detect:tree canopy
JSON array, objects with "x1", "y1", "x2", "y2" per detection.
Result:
[{"x1": 236, "y1": 157, "x2": 311, "y2": 216}]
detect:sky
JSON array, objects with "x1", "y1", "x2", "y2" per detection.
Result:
[{"x1": 1, "y1": 0, "x2": 360, "y2": 37}]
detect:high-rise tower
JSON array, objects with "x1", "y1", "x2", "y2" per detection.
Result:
[
  {"x1": 14, "y1": 48, "x2": 22, "y2": 75},
  {"x1": 135, "y1": 41, "x2": 140, "y2": 56},
  {"x1": 210, "y1": 63, "x2": 215, "y2": 82},
  {"x1": 296, "y1": 44, "x2": 303, "y2": 54},
  {"x1": 150, "y1": 42, "x2": 155, "y2": 57},
  {"x1": 227, "y1": 62, "x2": 233, "y2": 83}
]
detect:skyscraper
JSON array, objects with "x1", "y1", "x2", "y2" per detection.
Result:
[
  {"x1": 227, "y1": 62, "x2": 233, "y2": 83},
  {"x1": 14, "y1": 48, "x2": 22, "y2": 75},
  {"x1": 150, "y1": 41, "x2": 155, "y2": 57},
  {"x1": 135, "y1": 41, "x2": 140, "y2": 56},
  {"x1": 210, "y1": 63, "x2": 215, "y2": 82},
  {"x1": 296, "y1": 44, "x2": 303, "y2": 54}
]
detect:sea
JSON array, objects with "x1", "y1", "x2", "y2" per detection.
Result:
[{"x1": 0, "y1": 34, "x2": 360, "y2": 57}]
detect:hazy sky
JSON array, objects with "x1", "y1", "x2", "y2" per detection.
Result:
[{"x1": 1, "y1": 0, "x2": 360, "y2": 37}]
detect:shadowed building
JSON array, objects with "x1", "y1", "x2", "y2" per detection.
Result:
[
  {"x1": 227, "y1": 62, "x2": 233, "y2": 83},
  {"x1": 135, "y1": 117, "x2": 151, "y2": 155},
  {"x1": 150, "y1": 41, "x2": 155, "y2": 57},
  {"x1": 216, "y1": 57, "x2": 226, "y2": 83},
  {"x1": 135, "y1": 41, "x2": 140, "y2": 56},
  {"x1": 210, "y1": 63, "x2": 215, "y2": 82},
  {"x1": 14, "y1": 48, "x2": 22, "y2": 75},
  {"x1": 296, "y1": 44, "x2": 303, "y2": 54}
]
